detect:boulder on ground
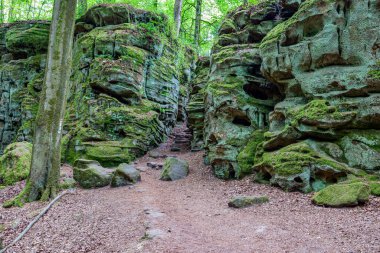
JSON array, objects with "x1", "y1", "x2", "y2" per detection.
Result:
[
  {"x1": 160, "y1": 157, "x2": 189, "y2": 181},
  {"x1": 228, "y1": 196, "x2": 269, "y2": 208},
  {"x1": 73, "y1": 159, "x2": 113, "y2": 189},
  {"x1": 0, "y1": 142, "x2": 32, "y2": 186},
  {"x1": 312, "y1": 182, "x2": 370, "y2": 207},
  {"x1": 111, "y1": 163, "x2": 141, "y2": 187}
]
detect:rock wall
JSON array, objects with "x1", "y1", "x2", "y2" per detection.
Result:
[
  {"x1": 0, "y1": 4, "x2": 194, "y2": 167},
  {"x1": 0, "y1": 22, "x2": 49, "y2": 153},
  {"x1": 198, "y1": 0, "x2": 301, "y2": 179},
  {"x1": 191, "y1": 0, "x2": 380, "y2": 192}
]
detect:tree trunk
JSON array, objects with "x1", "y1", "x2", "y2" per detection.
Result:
[
  {"x1": 194, "y1": 0, "x2": 202, "y2": 49},
  {"x1": 8, "y1": 0, "x2": 15, "y2": 22},
  {"x1": 174, "y1": 0, "x2": 183, "y2": 37},
  {"x1": 0, "y1": 0, "x2": 4, "y2": 23},
  {"x1": 6, "y1": 0, "x2": 77, "y2": 206},
  {"x1": 78, "y1": 0, "x2": 87, "y2": 16}
]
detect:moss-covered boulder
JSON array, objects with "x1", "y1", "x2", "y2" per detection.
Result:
[
  {"x1": 228, "y1": 196, "x2": 269, "y2": 208},
  {"x1": 253, "y1": 141, "x2": 361, "y2": 192},
  {"x1": 73, "y1": 159, "x2": 113, "y2": 189},
  {"x1": 0, "y1": 142, "x2": 32, "y2": 186},
  {"x1": 111, "y1": 163, "x2": 141, "y2": 187},
  {"x1": 160, "y1": 157, "x2": 189, "y2": 181},
  {"x1": 312, "y1": 181, "x2": 371, "y2": 207}
]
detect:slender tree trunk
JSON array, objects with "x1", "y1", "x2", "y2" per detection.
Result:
[
  {"x1": 8, "y1": 0, "x2": 15, "y2": 22},
  {"x1": 194, "y1": 0, "x2": 202, "y2": 49},
  {"x1": 78, "y1": 0, "x2": 87, "y2": 16},
  {"x1": 5, "y1": 0, "x2": 77, "y2": 206},
  {"x1": 174, "y1": 0, "x2": 183, "y2": 37},
  {"x1": 0, "y1": 0, "x2": 4, "y2": 23}
]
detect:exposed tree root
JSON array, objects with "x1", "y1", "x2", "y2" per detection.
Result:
[{"x1": 0, "y1": 190, "x2": 74, "y2": 253}]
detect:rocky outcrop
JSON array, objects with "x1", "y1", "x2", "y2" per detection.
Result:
[
  {"x1": 199, "y1": 0, "x2": 301, "y2": 179},
  {"x1": 0, "y1": 22, "x2": 49, "y2": 153},
  {"x1": 254, "y1": 0, "x2": 380, "y2": 192},
  {"x1": 194, "y1": 0, "x2": 380, "y2": 195},
  {"x1": 0, "y1": 5, "x2": 194, "y2": 170},
  {"x1": 187, "y1": 57, "x2": 210, "y2": 151}
]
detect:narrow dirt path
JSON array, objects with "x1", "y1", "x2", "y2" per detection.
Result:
[{"x1": 1, "y1": 124, "x2": 380, "y2": 252}]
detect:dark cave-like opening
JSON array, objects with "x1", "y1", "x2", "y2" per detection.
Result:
[{"x1": 232, "y1": 115, "x2": 251, "y2": 127}]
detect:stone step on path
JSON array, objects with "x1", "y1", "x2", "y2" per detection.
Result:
[{"x1": 169, "y1": 123, "x2": 192, "y2": 152}]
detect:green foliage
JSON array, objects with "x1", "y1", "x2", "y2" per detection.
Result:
[{"x1": 0, "y1": 0, "x2": 264, "y2": 54}]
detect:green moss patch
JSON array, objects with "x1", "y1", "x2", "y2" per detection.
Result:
[
  {"x1": 237, "y1": 130, "x2": 265, "y2": 178},
  {"x1": 0, "y1": 142, "x2": 32, "y2": 186},
  {"x1": 312, "y1": 181, "x2": 370, "y2": 207}
]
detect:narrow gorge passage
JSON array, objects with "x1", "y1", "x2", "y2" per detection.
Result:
[{"x1": 1, "y1": 124, "x2": 379, "y2": 253}]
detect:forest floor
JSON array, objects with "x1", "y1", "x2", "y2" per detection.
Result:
[{"x1": 1, "y1": 124, "x2": 380, "y2": 253}]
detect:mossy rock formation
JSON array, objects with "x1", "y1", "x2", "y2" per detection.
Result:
[
  {"x1": 186, "y1": 0, "x2": 380, "y2": 196},
  {"x1": 0, "y1": 5, "x2": 194, "y2": 174}
]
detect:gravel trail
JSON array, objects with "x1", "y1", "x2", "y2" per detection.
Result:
[{"x1": 1, "y1": 124, "x2": 379, "y2": 253}]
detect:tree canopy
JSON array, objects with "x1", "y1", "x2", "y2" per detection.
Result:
[{"x1": 0, "y1": 0, "x2": 260, "y2": 54}]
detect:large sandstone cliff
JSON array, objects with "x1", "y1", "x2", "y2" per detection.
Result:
[
  {"x1": 189, "y1": 0, "x2": 380, "y2": 193},
  {"x1": 0, "y1": 4, "x2": 194, "y2": 169}
]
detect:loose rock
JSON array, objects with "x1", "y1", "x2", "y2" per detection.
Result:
[
  {"x1": 228, "y1": 196, "x2": 269, "y2": 208},
  {"x1": 73, "y1": 159, "x2": 113, "y2": 189},
  {"x1": 160, "y1": 157, "x2": 189, "y2": 181},
  {"x1": 111, "y1": 164, "x2": 141, "y2": 187}
]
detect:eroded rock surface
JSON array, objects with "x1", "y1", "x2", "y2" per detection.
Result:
[
  {"x1": 196, "y1": 0, "x2": 301, "y2": 179},
  {"x1": 0, "y1": 5, "x2": 194, "y2": 171},
  {"x1": 188, "y1": 0, "x2": 380, "y2": 195}
]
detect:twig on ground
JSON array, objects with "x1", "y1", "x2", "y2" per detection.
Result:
[{"x1": 0, "y1": 189, "x2": 75, "y2": 253}]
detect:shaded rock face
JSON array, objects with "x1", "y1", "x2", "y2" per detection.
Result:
[
  {"x1": 0, "y1": 5, "x2": 194, "y2": 168},
  {"x1": 195, "y1": 0, "x2": 380, "y2": 193},
  {"x1": 62, "y1": 5, "x2": 193, "y2": 167},
  {"x1": 187, "y1": 57, "x2": 210, "y2": 151},
  {"x1": 199, "y1": 0, "x2": 301, "y2": 179},
  {"x1": 0, "y1": 22, "x2": 49, "y2": 153}
]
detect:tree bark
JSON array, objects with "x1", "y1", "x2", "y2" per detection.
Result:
[
  {"x1": 194, "y1": 0, "x2": 202, "y2": 49},
  {"x1": 78, "y1": 0, "x2": 87, "y2": 16},
  {"x1": 174, "y1": 0, "x2": 183, "y2": 37},
  {"x1": 7, "y1": 0, "x2": 77, "y2": 205},
  {"x1": 0, "y1": 0, "x2": 4, "y2": 23}
]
